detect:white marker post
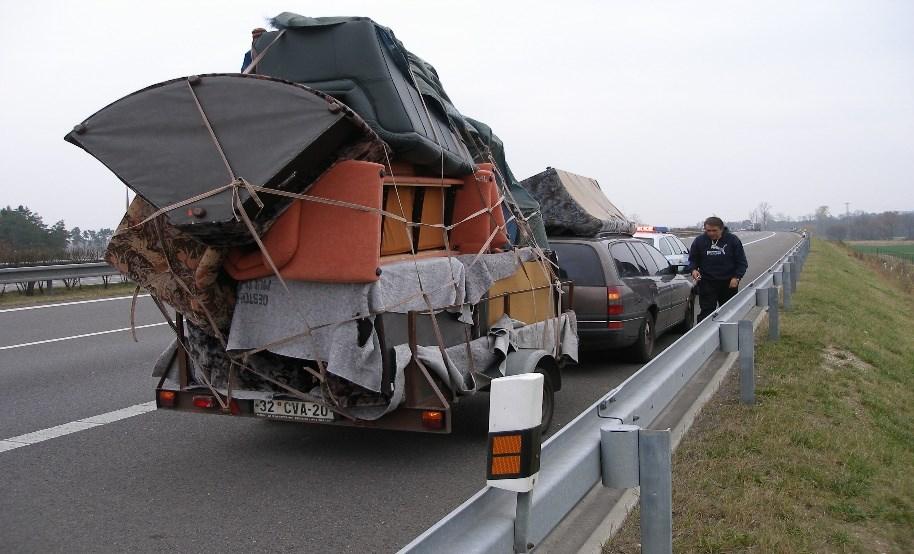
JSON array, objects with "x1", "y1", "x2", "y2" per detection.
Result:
[{"x1": 487, "y1": 373, "x2": 544, "y2": 553}]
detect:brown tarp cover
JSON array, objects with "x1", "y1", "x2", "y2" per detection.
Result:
[{"x1": 520, "y1": 167, "x2": 635, "y2": 237}]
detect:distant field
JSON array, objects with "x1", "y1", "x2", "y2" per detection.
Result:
[{"x1": 848, "y1": 241, "x2": 914, "y2": 262}]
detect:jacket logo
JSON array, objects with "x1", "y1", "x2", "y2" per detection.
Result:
[{"x1": 706, "y1": 244, "x2": 727, "y2": 256}]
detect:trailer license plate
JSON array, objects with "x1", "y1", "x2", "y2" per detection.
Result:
[{"x1": 253, "y1": 399, "x2": 334, "y2": 421}]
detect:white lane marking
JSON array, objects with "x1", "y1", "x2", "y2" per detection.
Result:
[
  {"x1": 0, "y1": 402, "x2": 157, "y2": 454},
  {"x1": 741, "y1": 232, "x2": 777, "y2": 246},
  {"x1": 0, "y1": 322, "x2": 169, "y2": 351},
  {"x1": 0, "y1": 294, "x2": 149, "y2": 314}
]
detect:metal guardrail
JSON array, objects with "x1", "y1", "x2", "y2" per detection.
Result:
[
  {"x1": 401, "y1": 236, "x2": 810, "y2": 553},
  {"x1": 0, "y1": 262, "x2": 120, "y2": 285}
]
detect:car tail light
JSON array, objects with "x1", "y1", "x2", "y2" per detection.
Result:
[
  {"x1": 607, "y1": 286, "x2": 623, "y2": 316},
  {"x1": 421, "y1": 410, "x2": 445, "y2": 430},
  {"x1": 192, "y1": 395, "x2": 216, "y2": 409},
  {"x1": 157, "y1": 390, "x2": 176, "y2": 408},
  {"x1": 229, "y1": 399, "x2": 241, "y2": 416}
]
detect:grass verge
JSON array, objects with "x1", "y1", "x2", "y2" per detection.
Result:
[
  {"x1": 0, "y1": 281, "x2": 137, "y2": 308},
  {"x1": 604, "y1": 239, "x2": 914, "y2": 553}
]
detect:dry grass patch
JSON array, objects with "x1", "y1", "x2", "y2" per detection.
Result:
[
  {"x1": 604, "y1": 240, "x2": 914, "y2": 553},
  {"x1": 0, "y1": 281, "x2": 136, "y2": 308}
]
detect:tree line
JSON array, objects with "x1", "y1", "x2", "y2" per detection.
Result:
[
  {"x1": 708, "y1": 202, "x2": 913, "y2": 241},
  {"x1": 0, "y1": 205, "x2": 114, "y2": 265},
  {"x1": 815, "y1": 207, "x2": 914, "y2": 241}
]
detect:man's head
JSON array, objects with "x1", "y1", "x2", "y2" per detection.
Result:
[{"x1": 703, "y1": 216, "x2": 724, "y2": 240}]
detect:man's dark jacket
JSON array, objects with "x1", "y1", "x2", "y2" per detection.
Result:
[{"x1": 688, "y1": 228, "x2": 748, "y2": 281}]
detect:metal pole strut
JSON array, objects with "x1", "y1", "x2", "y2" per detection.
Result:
[
  {"x1": 767, "y1": 287, "x2": 779, "y2": 341},
  {"x1": 514, "y1": 491, "x2": 533, "y2": 553},
  {"x1": 738, "y1": 320, "x2": 755, "y2": 404},
  {"x1": 639, "y1": 429, "x2": 673, "y2": 554}
]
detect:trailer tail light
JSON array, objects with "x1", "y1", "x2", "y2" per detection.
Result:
[
  {"x1": 421, "y1": 410, "x2": 445, "y2": 430},
  {"x1": 157, "y1": 390, "x2": 176, "y2": 408},
  {"x1": 607, "y1": 286, "x2": 623, "y2": 316},
  {"x1": 229, "y1": 399, "x2": 241, "y2": 416},
  {"x1": 607, "y1": 321, "x2": 624, "y2": 330},
  {"x1": 192, "y1": 395, "x2": 216, "y2": 409}
]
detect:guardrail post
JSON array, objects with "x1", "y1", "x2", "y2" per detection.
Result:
[
  {"x1": 639, "y1": 429, "x2": 673, "y2": 554},
  {"x1": 738, "y1": 320, "x2": 755, "y2": 404},
  {"x1": 719, "y1": 322, "x2": 738, "y2": 352},
  {"x1": 755, "y1": 288, "x2": 768, "y2": 307},
  {"x1": 782, "y1": 262, "x2": 792, "y2": 310},
  {"x1": 600, "y1": 425, "x2": 673, "y2": 553},
  {"x1": 789, "y1": 256, "x2": 799, "y2": 291},
  {"x1": 767, "y1": 287, "x2": 779, "y2": 341},
  {"x1": 600, "y1": 424, "x2": 640, "y2": 488}
]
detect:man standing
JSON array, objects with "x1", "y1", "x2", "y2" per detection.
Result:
[{"x1": 688, "y1": 217, "x2": 748, "y2": 322}]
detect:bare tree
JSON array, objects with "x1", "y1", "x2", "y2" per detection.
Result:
[{"x1": 756, "y1": 202, "x2": 772, "y2": 230}]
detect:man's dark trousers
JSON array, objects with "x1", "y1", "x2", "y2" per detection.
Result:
[{"x1": 697, "y1": 279, "x2": 737, "y2": 322}]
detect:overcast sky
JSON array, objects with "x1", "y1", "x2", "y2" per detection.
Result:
[{"x1": 1, "y1": 0, "x2": 912, "y2": 230}]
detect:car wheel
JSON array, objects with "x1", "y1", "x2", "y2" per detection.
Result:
[
  {"x1": 536, "y1": 367, "x2": 556, "y2": 436},
  {"x1": 630, "y1": 313, "x2": 656, "y2": 363},
  {"x1": 674, "y1": 294, "x2": 696, "y2": 334}
]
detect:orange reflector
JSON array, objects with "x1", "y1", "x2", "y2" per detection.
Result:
[
  {"x1": 421, "y1": 410, "x2": 445, "y2": 429},
  {"x1": 491, "y1": 434, "x2": 522, "y2": 455},
  {"x1": 158, "y1": 390, "x2": 176, "y2": 408},
  {"x1": 607, "y1": 321, "x2": 624, "y2": 330},
  {"x1": 490, "y1": 455, "x2": 522, "y2": 476},
  {"x1": 192, "y1": 395, "x2": 215, "y2": 409}
]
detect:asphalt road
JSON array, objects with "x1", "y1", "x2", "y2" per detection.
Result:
[{"x1": 0, "y1": 231, "x2": 797, "y2": 552}]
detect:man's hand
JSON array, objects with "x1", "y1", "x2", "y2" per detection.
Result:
[
  {"x1": 252, "y1": 27, "x2": 266, "y2": 41},
  {"x1": 729, "y1": 277, "x2": 740, "y2": 289},
  {"x1": 691, "y1": 269, "x2": 701, "y2": 281}
]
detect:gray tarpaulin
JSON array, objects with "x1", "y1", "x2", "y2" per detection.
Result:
[
  {"x1": 400, "y1": 312, "x2": 579, "y2": 400},
  {"x1": 226, "y1": 251, "x2": 536, "y2": 392},
  {"x1": 457, "y1": 248, "x2": 538, "y2": 305},
  {"x1": 64, "y1": 73, "x2": 383, "y2": 245}
]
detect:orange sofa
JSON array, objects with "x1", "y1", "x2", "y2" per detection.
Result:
[
  {"x1": 450, "y1": 164, "x2": 509, "y2": 254},
  {"x1": 225, "y1": 160, "x2": 384, "y2": 283}
]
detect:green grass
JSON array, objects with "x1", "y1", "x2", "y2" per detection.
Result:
[
  {"x1": 0, "y1": 281, "x2": 137, "y2": 308},
  {"x1": 604, "y1": 239, "x2": 914, "y2": 553},
  {"x1": 848, "y1": 242, "x2": 914, "y2": 263}
]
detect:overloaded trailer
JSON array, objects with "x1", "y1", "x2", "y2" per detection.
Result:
[{"x1": 65, "y1": 14, "x2": 578, "y2": 434}]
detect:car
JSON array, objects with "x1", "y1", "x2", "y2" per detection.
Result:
[
  {"x1": 632, "y1": 226, "x2": 691, "y2": 267},
  {"x1": 552, "y1": 235, "x2": 696, "y2": 362}
]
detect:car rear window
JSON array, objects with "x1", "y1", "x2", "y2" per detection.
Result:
[
  {"x1": 659, "y1": 238, "x2": 674, "y2": 256},
  {"x1": 553, "y1": 243, "x2": 605, "y2": 286}
]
